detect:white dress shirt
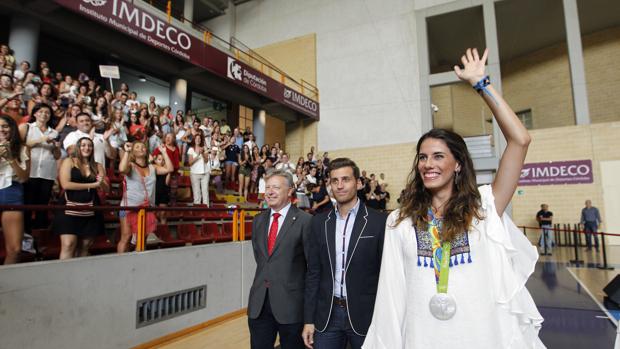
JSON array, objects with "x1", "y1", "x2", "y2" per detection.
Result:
[
  {"x1": 334, "y1": 198, "x2": 360, "y2": 298},
  {"x1": 63, "y1": 129, "x2": 106, "y2": 165},
  {"x1": 268, "y1": 202, "x2": 292, "y2": 238},
  {"x1": 26, "y1": 122, "x2": 58, "y2": 181}
]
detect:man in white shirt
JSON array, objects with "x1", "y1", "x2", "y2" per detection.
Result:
[
  {"x1": 244, "y1": 133, "x2": 257, "y2": 153},
  {"x1": 63, "y1": 112, "x2": 114, "y2": 165},
  {"x1": 275, "y1": 153, "x2": 295, "y2": 175}
]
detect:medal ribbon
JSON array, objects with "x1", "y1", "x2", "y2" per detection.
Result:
[{"x1": 429, "y1": 209, "x2": 451, "y2": 294}]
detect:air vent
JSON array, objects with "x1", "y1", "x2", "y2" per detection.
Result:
[{"x1": 136, "y1": 285, "x2": 207, "y2": 328}]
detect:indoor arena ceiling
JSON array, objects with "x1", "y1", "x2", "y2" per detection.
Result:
[
  {"x1": 193, "y1": 0, "x2": 253, "y2": 22},
  {"x1": 427, "y1": 0, "x2": 620, "y2": 74}
]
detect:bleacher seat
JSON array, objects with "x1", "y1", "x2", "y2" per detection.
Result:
[
  {"x1": 244, "y1": 221, "x2": 253, "y2": 239},
  {"x1": 201, "y1": 222, "x2": 219, "y2": 242},
  {"x1": 156, "y1": 225, "x2": 186, "y2": 248},
  {"x1": 90, "y1": 234, "x2": 116, "y2": 255},
  {"x1": 35, "y1": 229, "x2": 60, "y2": 260},
  {"x1": 178, "y1": 176, "x2": 191, "y2": 188},
  {"x1": 177, "y1": 224, "x2": 211, "y2": 245},
  {"x1": 217, "y1": 221, "x2": 234, "y2": 242}
]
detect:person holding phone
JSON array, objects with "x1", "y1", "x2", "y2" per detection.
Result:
[{"x1": 0, "y1": 114, "x2": 30, "y2": 264}]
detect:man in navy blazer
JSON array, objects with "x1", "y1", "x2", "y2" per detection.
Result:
[{"x1": 303, "y1": 158, "x2": 387, "y2": 349}]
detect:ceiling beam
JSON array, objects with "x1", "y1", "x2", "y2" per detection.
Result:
[{"x1": 198, "y1": 0, "x2": 226, "y2": 15}]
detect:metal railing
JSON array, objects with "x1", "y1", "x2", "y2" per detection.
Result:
[
  {"x1": 519, "y1": 224, "x2": 619, "y2": 270},
  {"x1": 0, "y1": 204, "x2": 262, "y2": 259},
  {"x1": 140, "y1": 0, "x2": 319, "y2": 101}
]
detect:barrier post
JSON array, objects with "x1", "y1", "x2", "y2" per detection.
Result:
[
  {"x1": 136, "y1": 208, "x2": 145, "y2": 252},
  {"x1": 563, "y1": 223, "x2": 568, "y2": 246},
  {"x1": 570, "y1": 224, "x2": 584, "y2": 265},
  {"x1": 232, "y1": 209, "x2": 238, "y2": 241},
  {"x1": 565, "y1": 224, "x2": 571, "y2": 246},
  {"x1": 239, "y1": 210, "x2": 246, "y2": 241},
  {"x1": 542, "y1": 226, "x2": 548, "y2": 256},
  {"x1": 598, "y1": 232, "x2": 614, "y2": 270},
  {"x1": 554, "y1": 224, "x2": 560, "y2": 246},
  {"x1": 577, "y1": 223, "x2": 584, "y2": 247}
]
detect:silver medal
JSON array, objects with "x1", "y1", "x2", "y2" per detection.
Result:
[{"x1": 429, "y1": 293, "x2": 457, "y2": 320}]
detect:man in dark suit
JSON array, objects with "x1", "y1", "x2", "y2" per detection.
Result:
[
  {"x1": 248, "y1": 169, "x2": 313, "y2": 349},
  {"x1": 303, "y1": 158, "x2": 387, "y2": 349}
]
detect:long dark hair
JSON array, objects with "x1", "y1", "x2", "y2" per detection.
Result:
[
  {"x1": 72, "y1": 137, "x2": 98, "y2": 180},
  {"x1": 0, "y1": 114, "x2": 22, "y2": 160},
  {"x1": 397, "y1": 129, "x2": 482, "y2": 242},
  {"x1": 190, "y1": 130, "x2": 204, "y2": 148}
]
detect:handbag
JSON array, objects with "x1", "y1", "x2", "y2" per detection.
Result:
[{"x1": 64, "y1": 191, "x2": 95, "y2": 217}]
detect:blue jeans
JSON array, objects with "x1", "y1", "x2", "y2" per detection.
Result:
[
  {"x1": 314, "y1": 304, "x2": 365, "y2": 349},
  {"x1": 584, "y1": 221, "x2": 599, "y2": 249},
  {"x1": 539, "y1": 224, "x2": 553, "y2": 253}
]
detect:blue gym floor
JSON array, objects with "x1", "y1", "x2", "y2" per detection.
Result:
[{"x1": 528, "y1": 261, "x2": 617, "y2": 348}]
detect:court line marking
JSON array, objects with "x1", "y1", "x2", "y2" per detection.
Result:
[{"x1": 565, "y1": 267, "x2": 618, "y2": 328}]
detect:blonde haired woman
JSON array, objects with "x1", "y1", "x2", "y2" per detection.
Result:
[{"x1": 117, "y1": 142, "x2": 173, "y2": 253}]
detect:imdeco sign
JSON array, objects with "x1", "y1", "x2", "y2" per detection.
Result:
[{"x1": 55, "y1": 0, "x2": 320, "y2": 119}]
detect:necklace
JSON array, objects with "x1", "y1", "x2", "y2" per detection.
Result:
[
  {"x1": 133, "y1": 160, "x2": 148, "y2": 168},
  {"x1": 431, "y1": 200, "x2": 448, "y2": 217}
]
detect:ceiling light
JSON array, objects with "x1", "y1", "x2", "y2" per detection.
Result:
[{"x1": 138, "y1": 75, "x2": 147, "y2": 82}]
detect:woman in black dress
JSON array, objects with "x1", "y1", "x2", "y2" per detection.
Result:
[
  {"x1": 153, "y1": 152, "x2": 170, "y2": 224},
  {"x1": 54, "y1": 137, "x2": 108, "y2": 259}
]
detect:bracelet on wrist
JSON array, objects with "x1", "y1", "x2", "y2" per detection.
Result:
[
  {"x1": 471, "y1": 75, "x2": 498, "y2": 105},
  {"x1": 472, "y1": 75, "x2": 491, "y2": 93}
]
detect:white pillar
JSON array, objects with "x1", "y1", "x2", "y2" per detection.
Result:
[
  {"x1": 184, "y1": 0, "x2": 194, "y2": 23},
  {"x1": 169, "y1": 78, "x2": 188, "y2": 115},
  {"x1": 252, "y1": 109, "x2": 266, "y2": 147},
  {"x1": 8, "y1": 15, "x2": 40, "y2": 68},
  {"x1": 563, "y1": 0, "x2": 590, "y2": 125},
  {"x1": 229, "y1": 0, "x2": 237, "y2": 43}
]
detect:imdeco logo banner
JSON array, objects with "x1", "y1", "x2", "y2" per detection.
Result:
[
  {"x1": 55, "y1": 0, "x2": 319, "y2": 119},
  {"x1": 519, "y1": 159, "x2": 593, "y2": 186}
]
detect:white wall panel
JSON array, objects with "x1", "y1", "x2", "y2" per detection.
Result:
[{"x1": 207, "y1": 0, "x2": 426, "y2": 151}]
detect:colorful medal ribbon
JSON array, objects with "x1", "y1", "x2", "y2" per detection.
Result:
[{"x1": 428, "y1": 209, "x2": 451, "y2": 293}]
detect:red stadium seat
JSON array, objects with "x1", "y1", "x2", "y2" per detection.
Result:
[
  {"x1": 244, "y1": 221, "x2": 253, "y2": 239},
  {"x1": 178, "y1": 176, "x2": 191, "y2": 188},
  {"x1": 156, "y1": 225, "x2": 186, "y2": 248},
  {"x1": 201, "y1": 222, "x2": 219, "y2": 242},
  {"x1": 90, "y1": 234, "x2": 116, "y2": 255},
  {"x1": 177, "y1": 224, "x2": 211, "y2": 245},
  {"x1": 216, "y1": 221, "x2": 234, "y2": 242},
  {"x1": 36, "y1": 229, "x2": 60, "y2": 260}
]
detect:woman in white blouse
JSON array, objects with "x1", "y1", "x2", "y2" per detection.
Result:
[
  {"x1": 187, "y1": 131, "x2": 210, "y2": 206},
  {"x1": 0, "y1": 114, "x2": 30, "y2": 264},
  {"x1": 363, "y1": 49, "x2": 544, "y2": 348},
  {"x1": 19, "y1": 103, "x2": 61, "y2": 235}
]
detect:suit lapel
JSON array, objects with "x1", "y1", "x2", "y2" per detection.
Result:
[
  {"x1": 269, "y1": 205, "x2": 298, "y2": 258},
  {"x1": 258, "y1": 211, "x2": 270, "y2": 259},
  {"x1": 345, "y1": 203, "x2": 369, "y2": 270},
  {"x1": 325, "y1": 209, "x2": 337, "y2": 276}
]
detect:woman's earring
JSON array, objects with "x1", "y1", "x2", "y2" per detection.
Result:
[{"x1": 454, "y1": 171, "x2": 460, "y2": 185}]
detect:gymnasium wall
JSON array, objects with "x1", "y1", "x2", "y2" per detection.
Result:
[
  {"x1": 430, "y1": 26, "x2": 620, "y2": 135},
  {"x1": 0, "y1": 242, "x2": 256, "y2": 349},
  {"x1": 512, "y1": 121, "x2": 620, "y2": 231},
  {"x1": 205, "y1": 0, "x2": 422, "y2": 152}
]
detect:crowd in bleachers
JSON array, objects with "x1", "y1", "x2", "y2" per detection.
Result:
[{"x1": 0, "y1": 43, "x2": 390, "y2": 264}]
